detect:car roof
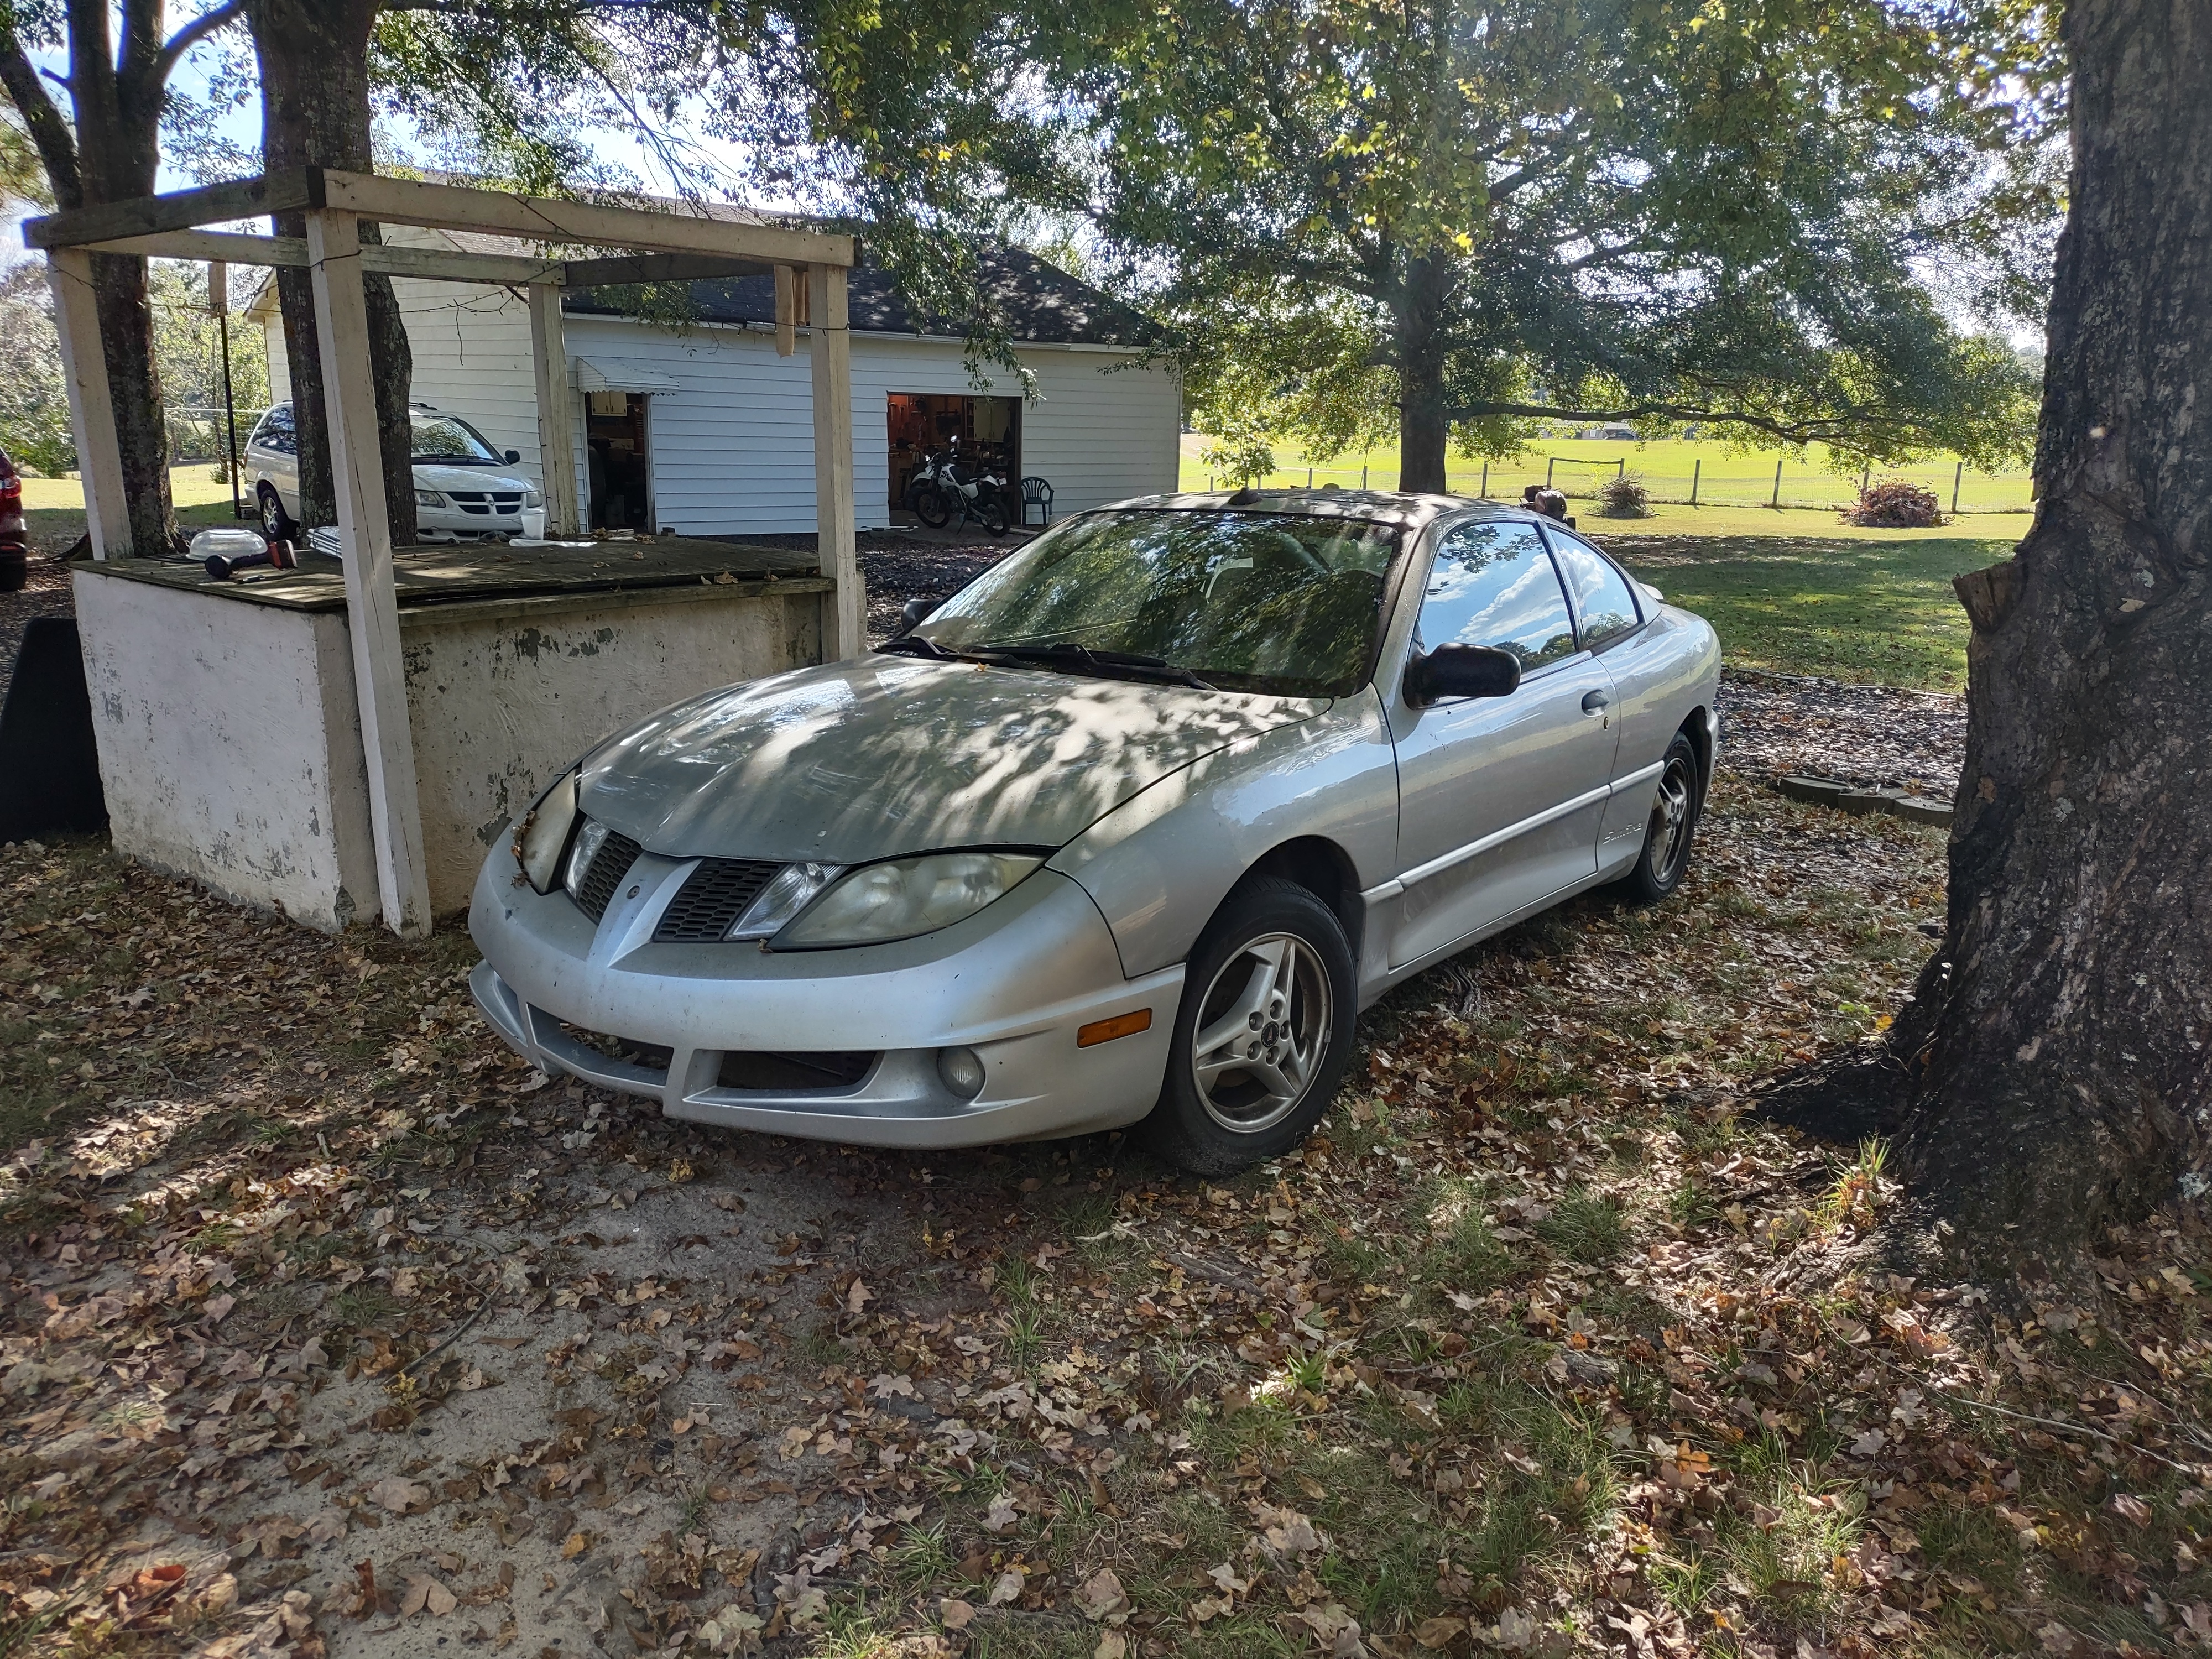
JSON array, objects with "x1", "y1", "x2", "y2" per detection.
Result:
[{"x1": 1110, "y1": 487, "x2": 1557, "y2": 534}]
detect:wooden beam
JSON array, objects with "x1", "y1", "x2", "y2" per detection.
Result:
[
  {"x1": 774, "y1": 264, "x2": 796, "y2": 357},
  {"x1": 312, "y1": 169, "x2": 854, "y2": 267},
  {"x1": 562, "y1": 251, "x2": 774, "y2": 288},
  {"x1": 45, "y1": 248, "x2": 131, "y2": 558},
  {"x1": 80, "y1": 227, "x2": 567, "y2": 286},
  {"x1": 24, "y1": 172, "x2": 316, "y2": 249},
  {"x1": 528, "y1": 283, "x2": 582, "y2": 537},
  {"x1": 306, "y1": 208, "x2": 431, "y2": 938},
  {"x1": 808, "y1": 263, "x2": 863, "y2": 660}
]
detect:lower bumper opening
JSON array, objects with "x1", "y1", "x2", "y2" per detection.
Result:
[{"x1": 716, "y1": 1050, "x2": 878, "y2": 1093}]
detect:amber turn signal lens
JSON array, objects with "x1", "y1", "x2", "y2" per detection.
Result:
[{"x1": 1077, "y1": 1008, "x2": 1152, "y2": 1048}]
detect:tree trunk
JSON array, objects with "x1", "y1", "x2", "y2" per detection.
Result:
[
  {"x1": 1885, "y1": 0, "x2": 2212, "y2": 1241},
  {"x1": 2, "y1": 3, "x2": 178, "y2": 555},
  {"x1": 251, "y1": 0, "x2": 416, "y2": 546},
  {"x1": 1395, "y1": 251, "x2": 1452, "y2": 494}
]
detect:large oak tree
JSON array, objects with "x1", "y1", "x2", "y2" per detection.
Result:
[
  {"x1": 1883, "y1": 0, "x2": 2211, "y2": 1238},
  {"x1": 1053, "y1": 0, "x2": 2048, "y2": 488},
  {"x1": 1, "y1": 0, "x2": 244, "y2": 552}
]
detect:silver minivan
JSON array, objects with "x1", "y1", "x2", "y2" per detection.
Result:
[{"x1": 245, "y1": 403, "x2": 542, "y2": 541}]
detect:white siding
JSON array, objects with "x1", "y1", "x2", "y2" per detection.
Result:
[{"x1": 264, "y1": 231, "x2": 1182, "y2": 538}]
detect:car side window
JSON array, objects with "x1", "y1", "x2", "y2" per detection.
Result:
[
  {"x1": 254, "y1": 408, "x2": 295, "y2": 456},
  {"x1": 1543, "y1": 530, "x2": 1642, "y2": 649},
  {"x1": 1414, "y1": 520, "x2": 1578, "y2": 671}
]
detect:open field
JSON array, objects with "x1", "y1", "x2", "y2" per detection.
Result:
[
  {"x1": 19, "y1": 464, "x2": 247, "y2": 555},
  {"x1": 1600, "y1": 533, "x2": 2010, "y2": 692},
  {"x1": 1179, "y1": 432, "x2": 2035, "y2": 515}
]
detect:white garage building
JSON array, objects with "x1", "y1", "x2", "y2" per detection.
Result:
[{"x1": 253, "y1": 224, "x2": 1180, "y2": 536}]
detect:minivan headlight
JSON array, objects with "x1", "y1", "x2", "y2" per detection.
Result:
[
  {"x1": 416, "y1": 488, "x2": 448, "y2": 508},
  {"x1": 512, "y1": 769, "x2": 579, "y2": 893},
  {"x1": 775, "y1": 851, "x2": 1044, "y2": 947}
]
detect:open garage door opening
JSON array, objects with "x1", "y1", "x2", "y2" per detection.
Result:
[
  {"x1": 587, "y1": 390, "x2": 654, "y2": 531},
  {"x1": 887, "y1": 393, "x2": 1020, "y2": 517}
]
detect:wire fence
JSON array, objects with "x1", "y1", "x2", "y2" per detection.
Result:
[{"x1": 1183, "y1": 455, "x2": 2034, "y2": 516}]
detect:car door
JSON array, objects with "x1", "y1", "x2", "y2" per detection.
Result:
[
  {"x1": 1539, "y1": 526, "x2": 1671, "y2": 875},
  {"x1": 1386, "y1": 518, "x2": 1621, "y2": 968}
]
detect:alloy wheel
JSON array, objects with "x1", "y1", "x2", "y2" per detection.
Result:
[
  {"x1": 1189, "y1": 932, "x2": 1332, "y2": 1133},
  {"x1": 1649, "y1": 756, "x2": 1695, "y2": 885}
]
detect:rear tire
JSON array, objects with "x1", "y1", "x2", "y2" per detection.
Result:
[
  {"x1": 257, "y1": 483, "x2": 295, "y2": 540},
  {"x1": 1620, "y1": 732, "x2": 1702, "y2": 903},
  {"x1": 1140, "y1": 877, "x2": 1358, "y2": 1176},
  {"x1": 915, "y1": 486, "x2": 952, "y2": 529},
  {"x1": 977, "y1": 493, "x2": 1008, "y2": 535}
]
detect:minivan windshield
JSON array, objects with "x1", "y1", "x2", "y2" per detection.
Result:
[
  {"x1": 410, "y1": 411, "x2": 506, "y2": 465},
  {"x1": 912, "y1": 509, "x2": 1402, "y2": 697}
]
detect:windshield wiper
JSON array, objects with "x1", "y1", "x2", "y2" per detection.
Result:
[
  {"x1": 875, "y1": 633, "x2": 967, "y2": 661},
  {"x1": 969, "y1": 640, "x2": 1216, "y2": 691}
]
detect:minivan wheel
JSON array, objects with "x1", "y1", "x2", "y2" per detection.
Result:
[
  {"x1": 257, "y1": 484, "x2": 295, "y2": 540},
  {"x1": 1621, "y1": 732, "x2": 1703, "y2": 902},
  {"x1": 1141, "y1": 876, "x2": 1358, "y2": 1176}
]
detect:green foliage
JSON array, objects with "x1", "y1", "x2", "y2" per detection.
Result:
[
  {"x1": 0, "y1": 264, "x2": 72, "y2": 477},
  {"x1": 1061, "y1": 0, "x2": 2053, "y2": 476}
]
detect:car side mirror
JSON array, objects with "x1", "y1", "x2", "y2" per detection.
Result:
[
  {"x1": 899, "y1": 596, "x2": 938, "y2": 635},
  {"x1": 503, "y1": 449, "x2": 522, "y2": 465},
  {"x1": 1404, "y1": 643, "x2": 1521, "y2": 707}
]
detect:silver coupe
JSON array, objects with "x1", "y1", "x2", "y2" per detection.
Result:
[{"x1": 468, "y1": 489, "x2": 1720, "y2": 1173}]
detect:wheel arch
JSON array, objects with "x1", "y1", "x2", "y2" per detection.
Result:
[
  {"x1": 1679, "y1": 705, "x2": 1717, "y2": 794},
  {"x1": 1235, "y1": 836, "x2": 1366, "y2": 967}
]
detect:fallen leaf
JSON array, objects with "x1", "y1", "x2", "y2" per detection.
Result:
[
  {"x1": 370, "y1": 1477, "x2": 426, "y2": 1514},
  {"x1": 846, "y1": 1279, "x2": 873, "y2": 1315},
  {"x1": 940, "y1": 1598, "x2": 976, "y2": 1630},
  {"x1": 1416, "y1": 1615, "x2": 1468, "y2": 1649},
  {"x1": 983, "y1": 1494, "x2": 1019, "y2": 1533},
  {"x1": 561, "y1": 1531, "x2": 588, "y2": 1558},
  {"x1": 989, "y1": 1569, "x2": 1025, "y2": 1606},
  {"x1": 1074, "y1": 1567, "x2": 1130, "y2": 1623}
]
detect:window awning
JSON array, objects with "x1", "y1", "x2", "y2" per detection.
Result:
[{"x1": 571, "y1": 356, "x2": 684, "y2": 393}]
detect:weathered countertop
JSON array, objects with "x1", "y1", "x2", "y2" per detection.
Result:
[{"x1": 73, "y1": 535, "x2": 830, "y2": 614}]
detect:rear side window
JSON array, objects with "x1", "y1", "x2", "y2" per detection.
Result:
[
  {"x1": 254, "y1": 407, "x2": 296, "y2": 455},
  {"x1": 1416, "y1": 521, "x2": 1578, "y2": 670},
  {"x1": 1544, "y1": 531, "x2": 1642, "y2": 649}
]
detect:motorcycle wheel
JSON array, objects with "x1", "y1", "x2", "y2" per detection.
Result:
[
  {"x1": 915, "y1": 486, "x2": 953, "y2": 529},
  {"x1": 977, "y1": 493, "x2": 1008, "y2": 536}
]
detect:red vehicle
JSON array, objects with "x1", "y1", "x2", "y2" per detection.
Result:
[{"x1": 0, "y1": 447, "x2": 25, "y2": 592}]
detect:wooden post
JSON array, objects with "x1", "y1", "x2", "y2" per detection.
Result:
[
  {"x1": 45, "y1": 248, "x2": 131, "y2": 558},
  {"x1": 306, "y1": 207, "x2": 431, "y2": 938},
  {"x1": 1771, "y1": 458, "x2": 1784, "y2": 508},
  {"x1": 1952, "y1": 461, "x2": 1964, "y2": 515},
  {"x1": 1691, "y1": 458, "x2": 1700, "y2": 505},
  {"x1": 528, "y1": 282, "x2": 581, "y2": 535},
  {"x1": 1478, "y1": 462, "x2": 1487, "y2": 497},
  {"x1": 774, "y1": 265, "x2": 797, "y2": 357},
  {"x1": 808, "y1": 263, "x2": 862, "y2": 660}
]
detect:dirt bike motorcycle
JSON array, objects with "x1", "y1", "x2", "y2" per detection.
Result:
[{"x1": 909, "y1": 450, "x2": 1008, "y2": 535}]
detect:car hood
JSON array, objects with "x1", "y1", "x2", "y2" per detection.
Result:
[
  {"x1": 414, "y1": 462, "x2": 532, "y2": 493},
  {"x1": 580, "y1": 657, "x2": 1328, "y2": 864}
]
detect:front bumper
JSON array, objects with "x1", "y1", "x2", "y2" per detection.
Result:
[{"x1": 467, "y1": 851, "x2": 1181, "y2": 1149}]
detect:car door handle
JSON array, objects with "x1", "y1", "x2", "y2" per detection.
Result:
[{"x1": 1581, "y1": 689, "x2": 1611, "y2": 714}]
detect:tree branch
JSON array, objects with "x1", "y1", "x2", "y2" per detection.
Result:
[
  {"x1": 1, "y1": 24, "x2": 82, "y2": 208},
  {"x1": 154, "y1": 2, "x2": 248, "y2": 84}
]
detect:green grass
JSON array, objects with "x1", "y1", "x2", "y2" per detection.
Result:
[
  {"x1": 21, "y1": 462, "x2": 248, "y2": 554},
  {"x1": 1611, "y1": 533, "x2": 2013, "y2": 691},
  {"x1": 1180, "y1": 431, "x2": 2033, "y2": 514}
]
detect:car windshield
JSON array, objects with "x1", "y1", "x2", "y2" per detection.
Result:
[
  {"x1": 914, "y1": 509, "x2": 1402, "y2": 697},
  {"x1": 410, "y1": 412, "x2": 504, "y2": 464}
]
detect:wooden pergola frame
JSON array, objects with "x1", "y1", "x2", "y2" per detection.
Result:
[{"x1": 25, "y1": 166, "x2": 862, "y2": 941}]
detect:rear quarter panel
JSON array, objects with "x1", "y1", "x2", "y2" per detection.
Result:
[
  {"x1": 1594, "y1": 606, "x2": 1722, "y2": 873},
  {"x1": 1046, "y1": 690, "x2": 1400, "y2": 979}
]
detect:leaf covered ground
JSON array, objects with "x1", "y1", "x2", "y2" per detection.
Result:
[{"x1": 4, "y1": 768, "x2": 2211, "y2": 1659}]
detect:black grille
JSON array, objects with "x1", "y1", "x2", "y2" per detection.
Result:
[
  {"x1": 655, "y1": 858, "x2": 784, "y2": 942},
  {"x1": 717, "y1": 1051, "x2": 878, "y2": 1092},
  {"x1": 571, "y1": 828, "x2": 643, "y2": 921}
]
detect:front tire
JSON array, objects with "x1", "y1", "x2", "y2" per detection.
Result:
[
  {"x1": 1141, "y1": 877, "x2": 1358, "y2": 1176},
  {"x1": 915, "y1": 486, "x2": 952, "y2": 529},
  {"x1": 257, "y1": 483, "x2": 295, "y2": 540},
  {"x1": 1621, "y1": 732, "x2": 1702, "y2": 902}
]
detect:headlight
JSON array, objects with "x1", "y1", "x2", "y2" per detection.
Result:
[
  {"x1": 524, "y1": 489, "x2": 544, "y2": 509},
  {"x1": 512, "y1": 769, "x2": 579, "y2": 893},
  {"x1": 775, "y1": 851, "x2": 1044, "y2": 947},
  {"x1": 415, "y1": 488, "x2": 447, "y2": 508},
  {"x1": 728, "y1": 862, "x2": 841, "y2": 940},
  {"x1": 563, "y1": 817, "x2": 612, "y2": 901}
]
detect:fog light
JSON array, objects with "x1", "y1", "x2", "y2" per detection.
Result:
[{"x1": 937, "y1": 1046, "x2": 987, "y2": 1100}]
